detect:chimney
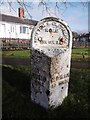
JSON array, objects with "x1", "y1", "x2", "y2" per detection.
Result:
[{"x1": 18, "y1": 7, "x2": 24, "y2": 19}]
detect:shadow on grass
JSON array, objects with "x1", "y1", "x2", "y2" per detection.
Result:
[
  {"x1": 2, "y1": 66, "x2": 89, "y2": 119},
  {"x1": 2, "y1": 65, "x2": 49, "y2": 119},
  {"x1": 2, "y1": 66, "x2": 30, "y2": 96}
]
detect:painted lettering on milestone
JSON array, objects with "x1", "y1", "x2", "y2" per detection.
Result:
[
  {"x1": 32, "y1": 20, "x2": 70, "y2": 49},
  {"x1": 51, "y1": 72, "x2": 70, "y2": 83},
  {"x1": 31, "y1": 17, "x2": 72, "y2": 109}
]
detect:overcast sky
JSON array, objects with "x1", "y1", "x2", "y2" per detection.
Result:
[{"x1": 0, "y1": 0, "x2": 88, "y2": 33}]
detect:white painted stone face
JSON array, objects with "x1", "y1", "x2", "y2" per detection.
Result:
[{"x1": 31, "y1": 17, "x2": 72, "y2": 109}]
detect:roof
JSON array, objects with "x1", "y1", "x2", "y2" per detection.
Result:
[{"x1": 0, "y1": 14, "x2": 38, "y2": 26}]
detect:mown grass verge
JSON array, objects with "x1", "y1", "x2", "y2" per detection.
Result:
[
  {"x1": 2, "y1": 65, "x2": 89, "y2": 119},
  {"x1": 1, "y1": 48, "x2": 90, "y2": 61}
]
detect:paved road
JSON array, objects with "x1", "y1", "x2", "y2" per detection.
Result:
[{"x1": 2, "y1": 57, "x2": 90, "y2": 69}]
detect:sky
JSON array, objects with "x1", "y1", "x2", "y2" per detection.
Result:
[{"x1": 0, "y1": 0, "x2": 88, "y2": 33}]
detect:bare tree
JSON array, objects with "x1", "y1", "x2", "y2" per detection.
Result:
[{"x1": 0, "y1": 0, "x2": 88, "y2": 19}]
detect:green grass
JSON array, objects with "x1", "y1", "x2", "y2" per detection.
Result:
[
  {"x1": 2, "y1": 50, "x2": 30, "y2": 58},
  {"x1": 2, "y1": 65, "x2": 89, "y2": 119},
  {"x1": 72, "y1": 48, "x2": 90, "y2": 60},
  {"x1": 1, "y1": 48, "x2": 90, "y2": 61}
]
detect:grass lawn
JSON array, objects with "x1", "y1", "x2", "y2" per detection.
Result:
[
  {"x1": 2, "y1": 65, "x2": 89, "y2": 119},
  {"x1": 72, "y1": 48, "x2": 90, "y2": 60},
  {"x1": 1, "y1": 48, "x2": 90, "y2": 61},
  {"x1": 2, "y1": 50, "x2": 30, "y2": 58}
]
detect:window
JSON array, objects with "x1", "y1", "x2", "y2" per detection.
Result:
[
  {"x1": 27, "y1": 27, "x2": 29, "y2": 34},
  {"x1": 23, "y1": 27, "x2": 26, "y2": 33},
  {"x1": 1, "y1": 24, "x2": 5, "y2": 32},
  {"x1": 20, "y1": 26, "x2": 22, "y2": 33},
  {"x1": 20, "y1": 26, "x2": 26, "y2": 34},
  {"x1": 11, "y1": 26, "x2": 14, "y2": 33}
]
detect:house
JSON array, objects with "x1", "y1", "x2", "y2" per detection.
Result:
[
  {"x1": 0, "y1": 7, "x2": 38, "y2": 49},
  {"x1": 72, "y1": 32, "x2": 90, "y2": 48}
]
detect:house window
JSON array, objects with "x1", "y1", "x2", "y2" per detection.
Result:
[
  {"x1": 11, "y1": 26, "x2": 14, "y2": 32},
  {"x1": 27, "y1": 27, "x2": 29, "y2": 34},
  {"x1": 20, "y1": 26, "x2": 26, "y2": 34},
  {"x1": 1, "y1": 24, "x2": 5, "y2": 32}
]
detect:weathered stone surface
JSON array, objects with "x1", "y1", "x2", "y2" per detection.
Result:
[
  {"x1": 31, "y1": 48, "x2": 71, "y2": 109},
  {"x1": 30, "y1": 17, "x2": 72, "y2": 109}
]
